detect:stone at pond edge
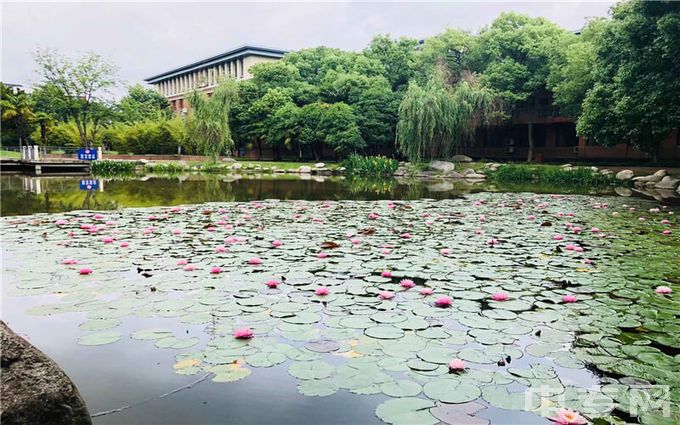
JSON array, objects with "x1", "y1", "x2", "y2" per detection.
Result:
[
  {"x1": 615, "y1": 169, "x2": 634, "y2": 180},
  {"x1": 1, "y1": 320, "x2": 91, "y2": 425},
  {"x1": 430, "y1": 161, "x2": 456, "y2": 173}
]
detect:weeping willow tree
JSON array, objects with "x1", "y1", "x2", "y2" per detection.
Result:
[
  {"x1": 396, "y1": 74, "x2": 497, "y2": 162},
  {"x1": 184, "y1": 78, "x2": 239, "y2": 163}
]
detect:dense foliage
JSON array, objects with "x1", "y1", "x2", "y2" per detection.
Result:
[
  {"x1": 488, "y1": 164, "x2": 617, "y2": 186},
  {"x1": 343, "y1": 154, "x2": 398, "y2": 176},
  {"x1": 3, "y1": 1, "x2": 677, "y2": 161}
]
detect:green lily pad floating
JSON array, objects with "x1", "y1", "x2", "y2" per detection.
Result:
[
  {"x1": 374, "y1": 397, "x2": 437, "y2": 425},
  {"x1": 208, "y1": 364, "x2": 252, "y2": 382},
  {"x1": 78, "y1": 331, "x2": 121, "y2": 346},
  {"x1": 79, "y1": 319, "x2": 121, "y2": 331},
  {"x1": 482, "y1": 385, "x2": 541, "y2": 411},
  {"x1": 305, "y1": 339, "x2": 341, "y2": 353},
  {"x1": 430, "y1": 402, "x2": 489, "y2": 425},
  {"x1": 365, "y1": 325, "x2": 404, "y2": 340},
  {"x1": 288, "y1": 361, "x2": 334, "y2": 380},
  {"x1": 297, "y1": 378, "x2": 338, "y2": 397},
  {"x1": 245, "y1": 351, "x2": 286, "y2": 368},
  {"x1": 381, "y1": 379, "x2": 422, "y2": 397},
  {"x1": 422, "y1": 378, "x2": 481, "y2": 404},
  {"x1": 131, "y1": 328, "x2": 174, "y2": 340}
]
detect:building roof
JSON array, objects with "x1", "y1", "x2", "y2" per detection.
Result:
[{"x1": 144, "y1": 45, "x2": 287, "y2": 84}]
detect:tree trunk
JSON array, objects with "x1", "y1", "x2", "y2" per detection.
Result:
[
  {"x1": 526, "y1": 120, "x2": 534, "y2": 163},
  {"x1": 40, "y1": 121, "x2": 47, "y2": 145}
]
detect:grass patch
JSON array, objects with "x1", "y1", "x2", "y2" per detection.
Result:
[
  {"x1": 0, "y1": 150, "x2": 21, "y2": 159},
  {"x1": 145, "y1": 162, "x2": 187, "y2": 174},
  {"x1": 487, "y1": 163, "x2": 617, "y2": 186}
]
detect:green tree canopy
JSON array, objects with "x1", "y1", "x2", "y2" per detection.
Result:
[
  {"x1": 117, "y1": 84, "x2": 171, "y2": 123},
  {"x1": 576, "y1": 0, "x2": 680, "y2": 156},
  {"x1": 33, "y1": 48, "x2": 118, "y2": 146}
]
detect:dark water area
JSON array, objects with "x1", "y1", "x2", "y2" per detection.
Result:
[{"x1": 0, "y1": 173, "x2": 660, "y2": 216}]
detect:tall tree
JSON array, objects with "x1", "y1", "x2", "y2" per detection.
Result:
[
  {"x1": 33, "y1": 49, "x2": 118, "y2": 146},
  {"x1": 547, "y1": 19, "x2": 607, "y2": 117},
  {"x1": 472, "y1": 13, "x2": 567, "y2": 162},
  {"x1": 577, "y1": 0, "x2": 680, "y2": 157},
  {"x1": 1, "y1": 84, "x2": 36, "y2": 148},
  {"x1": 396, "y1": 74, "x2": 495, "y2": 162},
  {"x1": 364, "y1": 35, "x2": 418, "y2": 91},
  {"x1": 184, "y1": 79, "x2": 239, "y2": 162},
  {"x1": 117, "y1": 84, "x2": 171, "y2": 123}
]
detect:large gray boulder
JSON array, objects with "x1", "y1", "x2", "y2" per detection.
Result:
[
  {"x1": 633, "y1": 169, "x2": 667, "y2": 184},
  {"x1": 615, "y1": 169, "x2": 634, "y2": 180},
  {"x1": 430, "y1": 161, "x2": 456, "y2": 173},
  {"x1": 298, "y1": 166, "x2": 312, "y2": 174},
  {"x1": 452, "y1": 155, "x2": 473, "y2": 163},
  {"x1": 1, "y1": 321, "x2": 91, "y2": 425},
  {"x1": 654, "y1": 176, "x2": 679, "y2": 190}
]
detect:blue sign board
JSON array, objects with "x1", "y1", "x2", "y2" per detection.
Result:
[
  {"x1": 77, "y1": 148, "x2": 98, "y2": 161},
  {"x1": 79, "y1": 179, "x2": 99, "y2": 191}
]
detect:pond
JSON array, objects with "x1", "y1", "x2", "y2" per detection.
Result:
[{"x1": 1, "y1": 175, "x2": 679, "y2": 425}]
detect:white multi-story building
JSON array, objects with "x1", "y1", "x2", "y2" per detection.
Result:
[{"x1": 144, "y1": 45, "x2": 286, "y2": 113}]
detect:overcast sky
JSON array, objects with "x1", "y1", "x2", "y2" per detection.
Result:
[{"x1": 2, "y1": 1, "x2": 616, "y2": 97}]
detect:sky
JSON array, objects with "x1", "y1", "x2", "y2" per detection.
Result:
[{"x1": 2, "y1": 1, "x2": 616, "y2": 97}]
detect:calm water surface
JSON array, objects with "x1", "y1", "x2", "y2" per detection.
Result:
[{"x1": 0, "y1": 173, "x2": 660, "y2": 216}]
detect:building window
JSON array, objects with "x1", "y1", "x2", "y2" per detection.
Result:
[{"x1": 555, "y1": 123, "x2": 578, "y2": 147}]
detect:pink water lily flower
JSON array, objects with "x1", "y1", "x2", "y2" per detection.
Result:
[
  {"x1": 419, "y1": 288, "x2": 433, "y2": 296},
  {"x1": 553, "y1": 234, "x2": 564, "y2": 241},
  {"x1": 381, "y1": 270, "x2": 392, "y2": 278},
  {"x1": 486, "y1": 238, "x2": 500, "y2": 246},
  {"x1": 171, "y1": 207, "x2": 181, "y2": 213},
  {"x1": 119, "y1": 242, "x2": 129, "y2": 248},
  {"x1": 448, "y1": 359, "x2": 465, "y2": 372},
  {"x1": 400, "y1": 233, "x2": 412, "y2": 239},
  {"x1": 315, "y1": 287, "x2": 330, "y2": 296},
  {"x1": 272, "y1": 240, "x2": 284, "y2": 247},
  {"x1": 378, "y1": 291, "x2": 395, "y2": 300},
  {"x1": 210, "y1": 266, "x2": 222, "y2": 274},
  {"x1": 660, "y1": 219, "x2": 670, "y2": 225},
  {"x1": 400, "y1": 279, "x2": 415, "y2": 289},
  {"x1": 440, "y1": 248, "x2": 452, "y2": 256},
  {"x1": 172, "y1": 229, "x2": 182, "y2": 235},
  {"x1": 317, "y1": 252, "x2": 329, "y2": 259},
  {"x1": 655, "y1": 286, "x2": 672, "y2": 294},
  {"x1": 233, "y1": 328, "x2": 253, "y2": 339},
  {"x1": 248, "y1": 257, "x2": 262, "y2": 265},
  {"x1": 368, "y1": 212, "x2": 379, "y2": 220},
  {"x1": 147, "y1": 215, "x2": 157, "y2": 221},
  {"x1": 491, "y1": 292, "x2": 509, "y2": 301},
  {"x1": 662, "y1": 229, "x2": 672, "y2": 235},
  {"x1": 435, "y1": 296, "x2": 453, "y2": 308},
  {"x1": 176, "y1": 259, "x2": 188, "y2": 266},
  {"x1": 215, "y1": 245, "x2": 227, "y2": 253},
  {"x1": 549, "y1": 408, "x2": 587, "y2": 425},
  {"x1": 527, "y1": 215, "x2": 536, "y2": 220},
  {"x1": 56, "y1": 219, "x2": 67, "y2": 226},
  {"x1": 562, "y1": 294, "x2": 577, "y2": 303},
  {"x1": 590, "y1": 227, "x2": 600, "y2": 233},
  {"x1": 102, "y1": 236, "x2": 114, "y2": 244},
  {"x1": 93, "y1": 214, "x2": 105, "y2": 220},
  {"x1": 350, "y1": 238, "x2": 361, "y2": 245},
  {"x1": 381, "y1": 249, "x2": 392, "y2": 255},
  {"x1": 78, "y1": 268, "x2": 93, "y2": 275},
  {"x1": 62, "y1": 258, "x2": 78, "y2": 265},
  {"x1": 183, "y1": 264, "x2": 197, "y2": 271},
  {"x1": 265, "y1": 280, "x2": 280, "y2": 288}
]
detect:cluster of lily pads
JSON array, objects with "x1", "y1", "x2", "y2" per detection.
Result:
[{"x1": 2, "y1": 193, "x2": 678, "y2": 425}]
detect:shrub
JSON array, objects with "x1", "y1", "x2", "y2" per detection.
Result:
[
  {"x1": 145, "y1": 162, "x2": 187, "y2": 174},
  {"x1": 343, "y1": 154, "x2": 398, "y2": 176},
  {"x1": 91, "y1": 160, "x2": 138, "y2": 176}
]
